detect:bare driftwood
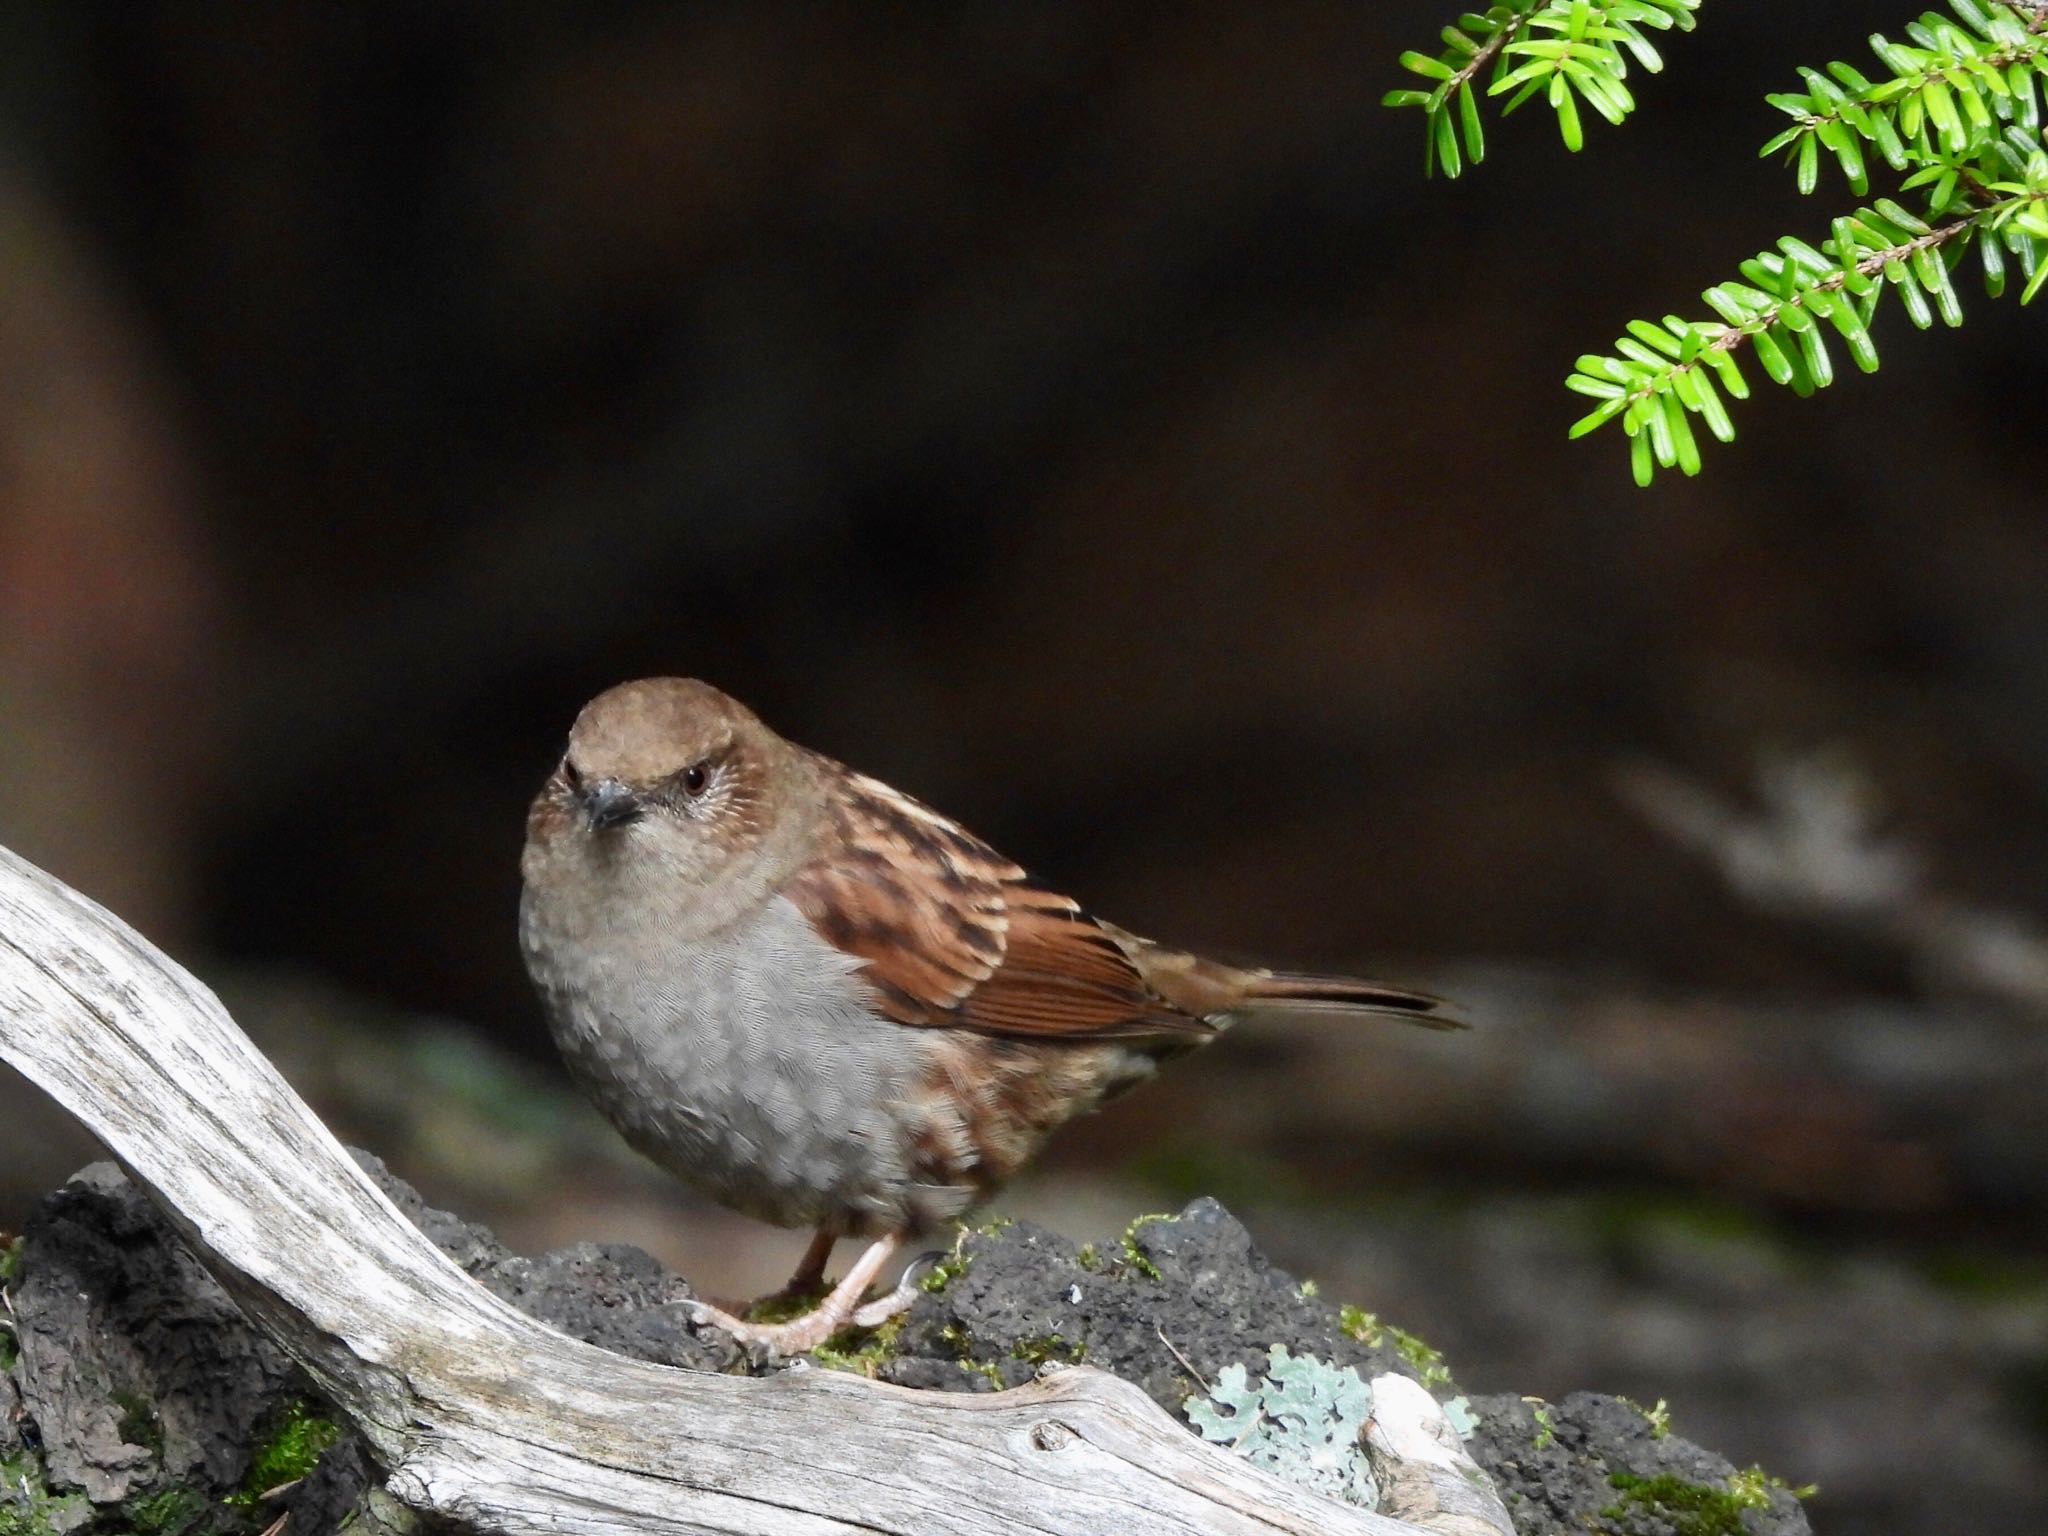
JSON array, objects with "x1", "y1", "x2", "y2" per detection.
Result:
[{"x1": 0, "y1": 843, "x2": 1508, "y2": 1536}]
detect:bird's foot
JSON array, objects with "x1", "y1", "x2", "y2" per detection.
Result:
[
  {"x1": 685, "y1": 1232, "x2": 908, "y2": 1356},
  {"x1": 686, "y1": 1279, "x2": 916, "y2": 1355}
]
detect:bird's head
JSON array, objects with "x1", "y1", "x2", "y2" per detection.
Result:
[{"x1": 527, "y1": 678, "x2": 799, "y2": 910}]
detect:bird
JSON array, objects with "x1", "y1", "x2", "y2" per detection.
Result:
[{"x1": 519, "y1": 677, "x2": 1461, "y2": 1354}]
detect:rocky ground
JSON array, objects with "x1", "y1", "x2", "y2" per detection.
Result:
[{"x1": 0, "y1": 1156, "x2": 1811, "y2": 1536}]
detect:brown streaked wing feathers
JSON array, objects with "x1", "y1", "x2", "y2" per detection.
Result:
[{"x1": 782, "y1": 767, "x2": 1207, "y2": 1041}]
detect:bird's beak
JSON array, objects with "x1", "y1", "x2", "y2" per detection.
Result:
[{"x1": 578, "y1": 777, "x2": 644, "y2": 831}]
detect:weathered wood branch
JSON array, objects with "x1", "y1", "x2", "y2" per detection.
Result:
[{"x1": 0, "y1": 844, "x2": 1505, "y2": 1536}]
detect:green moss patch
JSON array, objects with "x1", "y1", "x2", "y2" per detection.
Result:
[
  {"x1": 1119, "y1": 1213, "x2": 1176, "y2": 1281},
  {"x1": 229, "y1": 1400, "x2": 340, "y2": 1505},
  {"x1": 1008, "y1": 1334, "x2": 1085, "y2": 1366},
  {"x1": 1337, "y1": 1305, "x2": 1452, "y2": 1392},
  {"x1": 120, "y1": 1487, "x2": 207, "y2": 1536},
  {"x1": 0, "y1": 1455, "x2": 88, "y2": 1536},
  {"x1": 806, "y1": 1314, "x2": 907, "y2": 1377},
  {"x1": 917, "y1": 1228, "x2": 976, "y2": 1296},
  {"x1": 1598, "y1": 1466, "x2": 1801, "y2": 1536}
]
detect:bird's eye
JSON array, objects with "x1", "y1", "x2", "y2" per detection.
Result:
[
  {"x1": 560, "y1": 758, "x2": 583, "y2": 791},
  {"x1": 680, "y1": 762, "x2": 709, "y2": 797}
]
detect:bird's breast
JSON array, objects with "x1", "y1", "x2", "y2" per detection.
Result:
[{"x1": 519, "y1": 880, "x2": 932, "y2": 1231}]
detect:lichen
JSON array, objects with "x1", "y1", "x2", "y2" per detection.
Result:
[
  {"x1": 1120, "y1": 1213, "x2": 1175, "y2": 1281},
  {"x1": 1185, "y1": 1345, "x2": 1377, "y2": 1508},
  {"x1": 1440, "y1": 1395, "x2": 1477, "y2": 1439},
  {"x1": 230, "y1": 1400, "x2": 340, "y2": 1505},
  {"x1": 1337, "y1": 1305, "x2": 1453, "y2": 1392}
]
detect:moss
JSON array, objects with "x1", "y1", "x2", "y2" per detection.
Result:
[
  {"x1": 959, "y1": 1358, "x2": 1005, "y2": 1389},
  {"x1": 1527, "y1": 1399, "x2": 1555, "y2": 1451},
  {"x1": 1642, "y1": 1397, "x2": 1672, "y2": 1439},
  {"x1": 1297, "y1": 1278, "x2": 1319, "y2": 1299},
  {"x1": 1337, "y1": 1305, "x2": 1453, "y2": 1392},
  {"x1": 0, "y1": 1236, "x2": 19, "y2": 1285},
  {"x1": 121, "y1": 1487, "x2": 207, "y2": 1536},
  {"x1": 806, "y1": 1314, "x2": 906, "y2": 1377},
  {"x1": 1074, "y1": 1243, "x2": 1099, "y2": 1272},
  {"x1": 229, "y1": 1400, "x2": 340, "y2": 1506},
  {"x1": 739, "y1": 1285, "x2": 830, "y2": 1324},
  {"x1": 1730, "y1": 1466, "x2": 1817, "y2": 1503},
  {"x1": 0, "y1": 1454, "x2": 89, "y2": 1536},
  {"x1": 1008, "y1": 1334, "x2": 1085, "y2": 1366},
  {"x1": 918, "y1": 1228, "x2": 975, "y2": 1296},
  {"x1": 1119, "y1": 1213, "x2": 1175, "y2": 1281},
  {"x1": 926, "y1": 1311, "x2": 1016, "y2": 1389},
  {"x1": 1598, "y1": 1469, "x2": 1774, "y2": 1536}
]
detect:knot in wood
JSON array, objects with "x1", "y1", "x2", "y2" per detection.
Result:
[{"x1": 1030, "y1": 1420, "x2": 1078, "y2": 1452}]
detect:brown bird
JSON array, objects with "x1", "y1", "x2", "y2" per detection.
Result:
[{"x1": 520, "y1": 678, "x2": 1459, "y2": 1353}]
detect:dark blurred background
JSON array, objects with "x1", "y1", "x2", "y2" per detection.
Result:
[{"x1": 0, "y1": 4, "x2": 2043, "y2": 1532}]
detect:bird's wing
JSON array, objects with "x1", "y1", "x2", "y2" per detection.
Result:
[{"x1": 781, "y1": 766, "x2": 1208, "y2": 1041}]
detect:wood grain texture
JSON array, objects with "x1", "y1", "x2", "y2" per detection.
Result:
[{"x1": 0, "y1": 843, "x2": 1509, "y2": 1536}]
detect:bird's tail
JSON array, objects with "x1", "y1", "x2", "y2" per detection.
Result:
[
  {"x1": 1238, "y1": 970, "x2": 1465, "y2": 1030},
  {"x1": 1101, "y1": 920, "x2": 1465, "y2": 1031}
]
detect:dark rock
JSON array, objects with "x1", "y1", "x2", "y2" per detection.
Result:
[
  {"x1": 881, "y1": 1201, "x2": 1420, "y2": 1409},
  {"x1": 880, "y1": 1202, "x2": 1811, "y2": 1536},
  {"x1": 347, "y1": 1151, "x2": 734, "y2": 1373},
  {"x1": 0, "y1": 1161, "x2": 1812, "y2": 1536},
  {"x1": 1466, "y1": 1392, "x2": 1810, "y2": 1536},
  {"x1": 276, "y1": 1433, "x2": 376, "y2": 1536},
  {"x1": 7, "y1": 1162, "x2": 300, "y2": 1508}
]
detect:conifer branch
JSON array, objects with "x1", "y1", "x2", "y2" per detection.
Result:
[
  {"x1": 1385, "y1": 1, "x2": 1701, "y2": 177},
  {"x1": 1563, "y1": 0, "x2": 2048, "y2": 483}
]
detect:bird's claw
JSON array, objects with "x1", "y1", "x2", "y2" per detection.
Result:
[{"x1": 684, "y1": 1291, "x2": 911, "y2": 1356}]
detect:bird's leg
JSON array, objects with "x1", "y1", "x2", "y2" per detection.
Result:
[
  {"x1": 725, "y1": 1229, "x2": 837, "y2": 1318},
  {"x1": 687, "y1": 1232, "x2": 906, "y2": 1355},
  {"x1": 788, "y1": 1228, "x2": 837, "y2": 1293}
]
